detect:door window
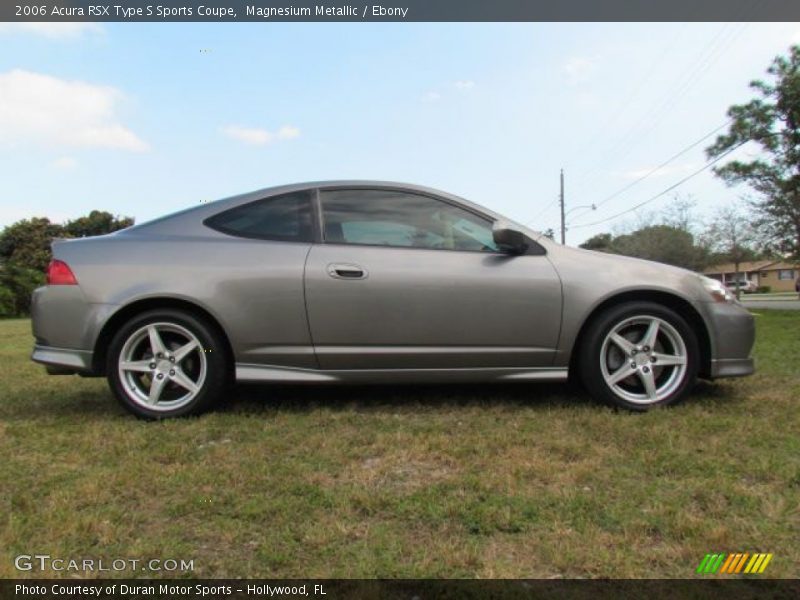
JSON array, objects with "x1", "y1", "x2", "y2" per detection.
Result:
[{"x1": 320, "y1": 189, "x2": 498, "y2": 252}]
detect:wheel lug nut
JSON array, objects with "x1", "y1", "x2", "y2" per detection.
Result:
[
  {"x1": 643, "y1": 366, "x2": 650, "y2": 373},
  {"x1": 169, "y1": 369, "x2": 175, "y2": 376},
  {"x1": 631, "y1": 363, "x2": 637, "y2": 369},
  {"x1": 169, "y1": 356, "x2": 175, "y2": 363},
  {"x1": 650, "y1": 356, "x2": 657, "y2": 363},
  {"x1": 643, "y1": 346, "x2": 650, "y2": 353},
  {"x1": 156, "y1": 373, "x2": 164, "y2": 380},
  {"x1": 149, "y1": 363, "x2": 156, "y2": 369}
]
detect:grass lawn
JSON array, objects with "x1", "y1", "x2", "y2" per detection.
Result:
[{"x1": 1, "y1": 312, "x2": 798, "y2": 579}]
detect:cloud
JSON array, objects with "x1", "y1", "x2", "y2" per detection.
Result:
[
  {"x1": 52, "y1": 157, "x2": 78, "y2": 170},
  {"x1": 454, "y1": 80, "x2": 475, "y2": 90},
  {"x1": 276, "y1": 125, "x2": 300, "y2": 140},
  {"x1": 221, "y1": 125, "x2": 301, "y2": 146},
  {"x1": 421, "y1": 91, "x2": 441, "y2": 102},
  {"x1": 0, "y1": 23, "x2": 103, "y2": 40},
  {"x1": 564, "y1": 56, "x2": 599, "y2": 84},
  {"x1": 0, "y1": 69, "x2": 149, "y2": 152}
]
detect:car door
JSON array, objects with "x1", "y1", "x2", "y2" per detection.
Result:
[{"x1": 303, "y1": 188, "x2": 563, "y2": 370}]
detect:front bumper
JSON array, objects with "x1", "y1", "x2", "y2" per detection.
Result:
[
  {"x1": 700, "y1": 300, "x2": 756, "y2": 379},
  {"x1": 709, "y1": 357, "x2": 754, "y2": 378}
]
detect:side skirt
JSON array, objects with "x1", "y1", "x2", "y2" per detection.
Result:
[{"x1": 235, "y1": 363, "x2": 569, "y2": 384}]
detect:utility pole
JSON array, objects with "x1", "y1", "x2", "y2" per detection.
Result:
[{"x1": 559, "y1": 169, "x2": 565, "y2": 244}]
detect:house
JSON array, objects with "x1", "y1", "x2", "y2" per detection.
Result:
[{"x1": 703, "y1": 260, "x2": 799, "y2": 292}]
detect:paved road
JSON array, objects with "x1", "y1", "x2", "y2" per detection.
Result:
[{"x1": 741, "y1": 299, "x2": 800, "y2": 310}]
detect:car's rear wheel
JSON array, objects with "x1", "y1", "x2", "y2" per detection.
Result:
[
  {"x1": 578, "y1": 302, "x2": 699, "y2": 410},
  {"x1": 107, "y1": 309, "x2": 228, "y2": 419}
]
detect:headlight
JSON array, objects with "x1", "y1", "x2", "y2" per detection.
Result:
[{"x1": 700, "y1": 276, "x2": 737, "y2": 303}]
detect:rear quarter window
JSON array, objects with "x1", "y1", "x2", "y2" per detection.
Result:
[{"x1": 204, "y1": 190, "x2": 313, "y2": 242}]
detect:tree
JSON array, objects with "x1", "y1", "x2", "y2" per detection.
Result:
[
  {"x1": 660, "y1": 194, "x2": 698, "y2": 233},
  {"x1": 612, "y1": 225, "x2": 707, "y2": 271},
  {"x1": 706, "y1": 45, "x2": 800, "y2": 259},
  {"x1": 579, "y1": 233, "x2": 614, "y2": 252},
  {"x1": 0, "y1": 217, "x2": 64, "y2": 272},
  {"x1": 64, "y1": 211, "x2": 133, "y2": 238},
  {"x1": 580, "y1": 225, "x2": 707, "y2": 270},
  {"x1": 0, "y1": 211, "x2": 134, "y2": 273},
  {"x1": 0, "y1": 210, "x2": 134, "y2": 317},
  {"x1": 702, "y1": 203, "x2": 758, "y2": 299}
]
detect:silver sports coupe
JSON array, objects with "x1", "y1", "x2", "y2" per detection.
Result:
[{"x1": 31, "y1": 181, "x2": 755, "y2": 418}]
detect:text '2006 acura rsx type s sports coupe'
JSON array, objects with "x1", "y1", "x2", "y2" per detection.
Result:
[{"x1": 31, "y1": 181, "x2": 755, "y2": 419}]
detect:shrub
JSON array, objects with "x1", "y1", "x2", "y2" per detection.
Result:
[
  {"x1": 0, "y1": 262, "x2": 45, "y2": 316},
  {"x1": 0, "y1": 285, "x2": 15, "y2": 317},
  {"x1": 756, "y1": 285, "x2": 772, "y2": 294}
]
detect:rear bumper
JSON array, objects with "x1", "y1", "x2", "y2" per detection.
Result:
[
  {"x1": 31, "y1": 284, "x2": 116, "y2": 374},
  {"x1": 31, "y1": 344, "x2": 94, "y2": 375}
]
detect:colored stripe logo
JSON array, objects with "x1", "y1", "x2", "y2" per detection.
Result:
[{"x1": 696, "y1": 553, "x2": 773, "y2": 574}]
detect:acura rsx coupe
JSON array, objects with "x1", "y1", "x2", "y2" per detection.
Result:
[{"x1": 31, "y1": 181, "x2": 755, "y2": 418}]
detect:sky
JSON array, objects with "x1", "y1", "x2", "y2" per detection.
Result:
[{"x1": 1, "y1": 21, "x2": 799, "y2": 245}]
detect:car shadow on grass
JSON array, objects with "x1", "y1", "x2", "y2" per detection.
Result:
[
  {"x1": 221, "y1": 380, "x2": 597, "y2": 415},
  {"x1": 221, "y1": 378, "x2": 743, "y2": 415},
  {"x1": 2, "y1": 380, "x2": 595, "y2": 421},
  {"x1": 4, "y1": 378, "x2": 742, "y2": 421}
]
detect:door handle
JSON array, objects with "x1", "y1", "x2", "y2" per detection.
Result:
[{"x1": 327, "y1": 263, "x2": 368, "y2": 280}]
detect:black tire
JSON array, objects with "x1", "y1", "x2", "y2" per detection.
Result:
[
  {"x1": 106, "y1": 309, "x2": 229, "y2": 419},
  {"x1": 577, "y1": 301, "x2": 699, "y2": 411}
]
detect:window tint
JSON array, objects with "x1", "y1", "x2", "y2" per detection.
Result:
[
  {"x1": 205, "y1": 191, "x2": 313, "y2": 242},
  {"x1": 320, "y1": 189, "x2": 498, "y2": 252}
]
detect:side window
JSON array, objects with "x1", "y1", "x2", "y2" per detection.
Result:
[
  {"x1": 320, "y1": 189, "x2": 498, "y2": 252},
  {"x1": 204, "y1": 191, "x2": 313, "y2": 242}
]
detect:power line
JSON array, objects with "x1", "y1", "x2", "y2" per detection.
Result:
[
  {"x1": 563, "y1": 23, "x2": 691, "y2": 176},
  {"x1": 566, "y1": 119, "x2": 732, "y2": 223},
  {"x1": 568, "y1": 22, "x2": 749, "y2": 196},
  {"x1": 567, "y1": 139, "x2": 749, "y2": 230},
  {"x1": 525, "y1": 194, "x2": 560, "y2": 226}
]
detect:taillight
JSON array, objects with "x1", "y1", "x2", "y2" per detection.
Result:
[{"x1": 47, "y1": 259, "x2": 78, "y2": 285}]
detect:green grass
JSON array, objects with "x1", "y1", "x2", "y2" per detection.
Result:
[{"x1": 1, "y1": 313, "x2": 799, "y2": 579}]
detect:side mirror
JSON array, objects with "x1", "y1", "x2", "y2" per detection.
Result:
[{"x1": 493, "y1": 225, "x2": 528, "y2": 255}]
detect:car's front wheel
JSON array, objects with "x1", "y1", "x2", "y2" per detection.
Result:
[
  {"x1": 578, "y1": 302, "x2": 699, "y2": 410},
  {"x1": 107, "y1": 309, "x2": 228, "y2": 419}
]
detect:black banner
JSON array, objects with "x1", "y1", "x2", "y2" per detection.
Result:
[
  {"x1": 2, "y1": 580, "x2": 800, "y2": 600},
  {"x1": 3, "y1": 0, "x2": 800, "y2": 22}
]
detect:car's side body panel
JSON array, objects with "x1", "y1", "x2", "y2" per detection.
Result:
[{"x1": 46, "y1": 233, "x2": 317, "y2": 369}]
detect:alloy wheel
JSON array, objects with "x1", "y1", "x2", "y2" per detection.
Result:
[
  {"x1": 117, "y1": 322, "x2": 207, "y2": 412},
  {"x1": 599, "y1": 315, "x2": 688, "y2": 405}
]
